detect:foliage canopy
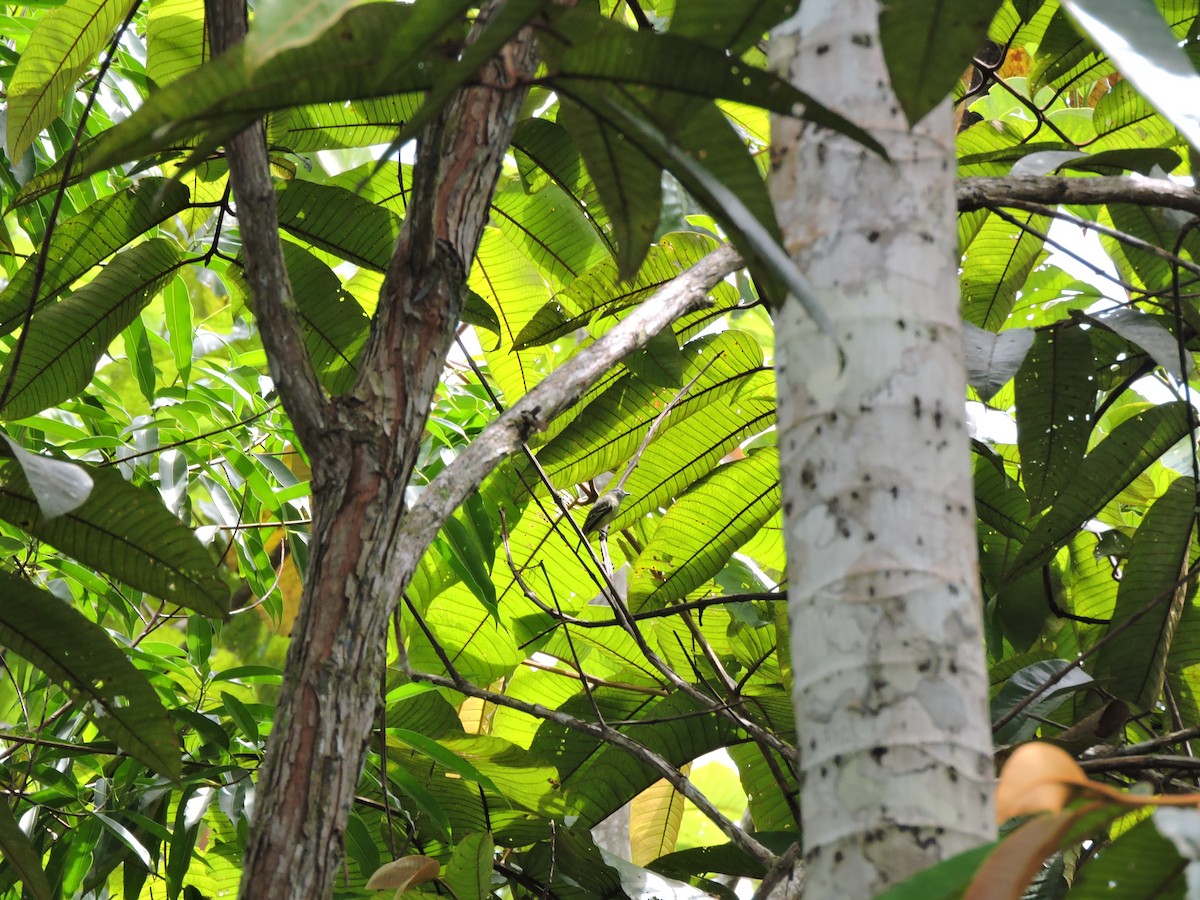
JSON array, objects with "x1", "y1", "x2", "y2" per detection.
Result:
[{"x1": 5, "y1": 0, "x2": 1200, "y2": 897}]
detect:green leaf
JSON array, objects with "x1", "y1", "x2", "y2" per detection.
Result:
[
  {"x1": 0, "y1": 239, "x2": 183, "y2": 419},
  {"x1": 267, "y1": 95, "x2": 423, "y2": 154},
  {"x1": 624, "y1": 328, "x2": 684, "y2": 388},
  {"x1": 275, "y1": 180, "x2": 401, "y2": 271},
  {"x1": 163, "y1": 275, "x2": 193, "y2": 386},
  {"x1": 991, "y1": 659, "x2": 1093, "y2": 744},
  {"x1": 1072, "y1": 815, "x2": 1187, "y2": 898},
  {"x1": 5, "y1": 0, "x2": 139, "y2": 160},
  {"x1": 439, "y1": 516, "x2": 498, "y2": 621},
  {"x1": 86, "y1": 3, "x2": 445, "y2": 173},
  {"x1": 879, "y1": 0, "x2": 1006, "y2": 125},
  {"x1": 961, "y1": 211, "x2": 1050, "y2": 330},
  {"x1": 0, "y1": 573, "x2": 181, "y2": 779},
  {"x1": 557, "y1": 96, "x2": 662, "y2": 279},
  {"x1": 122, "y1": 313, "x2": 157, "y2": 404},
  {"x1": 392, "y1": 727, "x2": 508, "y2": 795},
  {"x1": 146, "y1": 0, "x2": 208, "y2": 87},
  {"x1": 444, "y1": 832, "x2": 493, "y2": 900},
  {"x1": 0, "y1": 179, "x2": 190, "y2": 335},
  {"x1": 0, "y1": 793, "x2": 54, "y2": 900},
  {"x1": 670, "y1": 0, "x2": 799, "y2": 54},
  {"x1": 512, "y1": 117, "x2": 615, "y2": 255},
  {"x1": 1064, "y1": 0, "x2": 1200, "y2": 152},
  {"x1": 221, "y1": 691, "x2": 260, "y2": 744},
  {"x1": 1007, "y1": 401, "x2": 1193, "y2": 580},
  {"x1": 244, "y1": 0, "x2": 364, "y2": 72},
  {"x1": 549, "y1": 16, "x2": 886, "y2": 156},
  {"x1": 1091, "y1": 478, "x2": 1196, "y2": 711},
  {"x1": 363, "y1": 0, "x2": 553, "y2": 173},
  {"x1": 0, "y1": 462, "x2": 231, "y2": 618},
  {"x1": 277, "y1": 242, "x2": 370, "y2": 393},
  {"x1": 532, "y1": 331, "x2": 766, "y2": 490},
  {"x1": 1014, "y1": 327, "x2": 1096, "y2": 513},
  {"x1": 514, "y1": 232, "x2": 725, "y2": 351},
  {"x1": 572, "y1": 86, "x2": 834, "y2": 330},
  {"x1": 1085, "y1": 307, "x2": 1191, "y2": 379},
  {"x1": 629, "y1": 449, "x2": 780, "y2": 612},
  {"x1": 387, "y1": 765, "x2": 452, "y2": 841}
]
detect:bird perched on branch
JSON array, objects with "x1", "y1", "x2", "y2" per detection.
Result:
[{"x1": 578, "y1": 487, "x2": 630, "y2": 545}]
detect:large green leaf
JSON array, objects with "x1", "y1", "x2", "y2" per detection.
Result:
[
  {"x1": 1071, "y1": 815, "x2": 1187, "y2": 898},
  {"x1": 613, "y1": 377, "x2": 775, "y2": 530},
  {"x1": 0, "y1": 179, "x2": 190, "y2": 335},
  {"x1": 0, "y1": 240, "x2": 183, "y2": 419},
  {"x1": 5, "y1": 0, "x2": 139, "y2": 160},
  {"x1": 274, "y1": 180, "x2": 401, "y2": 271},
  {"x1": 146, "y1": 0, "x2": 207, "y2": 87},
  {"x1": 443, "y1": 832, "x2": 494, "y2": 900},
  {"x1": 1007, "y1": 401, "x2": 1193, "y2": 580},
  {"x1": 0, "y1": 573, "x2": 181, "y2": 779},
  {"x1": 629, "y1": 448, "x2": 780, "y2": 612},
  {"x1": 244, "y1": 0, "x2": 366, "y2": 72},
  {"x1": 1091, "y1": 477, "x2": 1195, "y2": 711},
  {"x1": 266, "y1": 95, "x2": 423, "y2": 153},
  {"x1": 227, "y1": 241, "x2": 373, "y2": 394},
  {"x1": 514, "y1": 232, "x2": 730, "y2": 351},
  {"x1": 530, "y1": 687, "x2": 741, "y2": 828},
  {"x1": 1014, "y1": 327, "x2": 1096, "y2": 513},
  {"x1": 511, "y1": 117, "x2": 615, "y2": 255},
  {"x1": 86, "y1": 3, "x2": 447, "y2": 173},
  {"x1": 530, "y1": 331, "x2": 766, "y2": 490},
  {"x1": 961, "y1": 211, "x2": 1050, "y2": 330},
  {"x1": 0, "y1": 462, "x2": 231, "y2": 617},
  {"x1": 1065, "y1": 0, "x2": 1200, "y2": 151},
  {"x1": 670, "y1": 0, "x2": 798, "y2": 54},
  {"x1": 879, "y1": 0, "x2": 1006, "y2": 125},
  {"x1": 557, "y1": 95, "x2": 662, "y2": 279},
  {"x1": 550, "y1": 25, "x2": 885, "y2": 156},
  {"x1": 490, "y1": 180, "x2": 608, "y2": 291}
]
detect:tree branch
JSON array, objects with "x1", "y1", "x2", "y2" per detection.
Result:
[
  {"x1": 402, "y1": 242, "x2": 743, "y2": 547},
  {"x1": 206, "y1": 0, "x2": 328, "y2": 451},
  {"x1": 958, "y1": 175, "x2": 1200, "y2": 217}
]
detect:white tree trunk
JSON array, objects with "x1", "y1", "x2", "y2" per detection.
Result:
[{"x1": 769, "y1": 1, "x2": 996, "y2": 895}]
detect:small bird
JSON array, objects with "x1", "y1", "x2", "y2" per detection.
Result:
[{"x1": 578, "y1": 487, "x2": 630, "y2": 545}]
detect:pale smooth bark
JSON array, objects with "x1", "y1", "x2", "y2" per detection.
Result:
[{"x1": 769, "y1": 1, "x2": 995, "y2": 895}]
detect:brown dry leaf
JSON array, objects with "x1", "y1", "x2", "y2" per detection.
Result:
[
  {"x1": 364, "y1": 855, "x2": 441, "y2": 892},
  {"x1": 996, "y1": 743, "x2": 1090, "y2": 821}
]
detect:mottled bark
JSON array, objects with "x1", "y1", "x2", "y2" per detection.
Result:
[{"x1": 769, "y1": 1, "x2": 995, "y2": 896}]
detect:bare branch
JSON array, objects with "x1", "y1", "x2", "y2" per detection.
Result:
[
  {"x1": 958, "y1": 175, "x2": 1200, "y2": 217},
  {"x1": 402, "y1": 243, "x2": 743, "y2": 547}
]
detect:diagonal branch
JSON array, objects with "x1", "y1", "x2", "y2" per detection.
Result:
[{"x1": 401, "y1": 242, "x2": 743, "y2": 550}]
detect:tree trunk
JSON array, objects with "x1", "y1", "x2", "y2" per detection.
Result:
[
  {"x1": 769, "y1": 1, "x2": 995, "y2": 895},
  {"x1": 207, "y1": 4, "x2": 540, "y2": 896}
]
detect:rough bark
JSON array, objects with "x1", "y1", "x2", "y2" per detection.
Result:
[
  {"x1": 211, "y1": 4, "x2": 541, "y2": 896},
  {"x1": 769, "y1": 2, "x2": 995, "y2": 896}
]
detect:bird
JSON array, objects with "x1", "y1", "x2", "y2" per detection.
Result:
[{"x1": 578, "y1": 487, "x2": 630, "y2": 546}]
